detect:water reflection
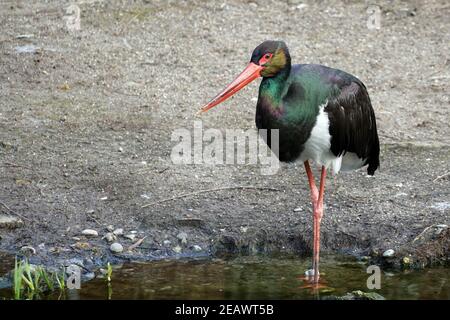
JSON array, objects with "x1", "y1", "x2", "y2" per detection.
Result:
[{"x1": 1, "y1": 254, "x2": 449, "y2": 300}]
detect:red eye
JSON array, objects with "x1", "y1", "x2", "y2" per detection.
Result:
[{"x1": 259, "y1": 53, "x2": 272, "y2": 65}]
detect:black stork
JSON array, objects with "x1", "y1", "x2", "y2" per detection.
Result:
[{"x1": 198, "y1": 40, "x2": 380, "y2": 286}]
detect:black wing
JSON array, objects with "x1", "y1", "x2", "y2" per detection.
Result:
[{"x1": 325, "y1": 81, "x2": 380, "y2": 175}]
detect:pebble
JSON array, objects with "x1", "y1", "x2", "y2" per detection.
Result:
[
  {"x1": 163, "y1": 240, "x2": 171, "y2": 246},
  {"x1": 106, "y1": 225, "x2": 114, "y2": 232},
  {"x1": 82, "y1": 272, "x2": 95, "y2": 281},
  {"x1": 293, "y1": 207, "x2": 303, "y2": 212},
  {"x1": 113, "y1": 228, "x2": 123, "y2": 236},
  {"x1": 104, "y1": 232, "x2": 116, "y2": 242},
  {"x1": 0, "y1": 214, "x2": 23, "y2": 229},
  {"x1": 192, "y1": 245, "x2": 202, "y2": 252},
  {"x1": 383, "y1": 249, "x2": 395, "y2": 258},
  {"x1": 125, "y1": 234, "x2": 136, "y2": 241},
  {"x1": 81, "y1": 229, "x2": 98, "y2": 237},
  {"x1": 304, "y1": 269, "x2": 318, "y2": 276},
  {"x1": 110, "y1": 242, "x2": 123, "y2": 253},
  {"x1": 240, "y1": 226, "x2": 248, "y2": 233},
  {"x1": 402, "y1": 257, "x2": 411, "y2": 265},
  {"x1": 177, "y1": 232, "x2": 188, "y2": 244},
  {"x1": 173, "y1": 245, "x2": 182, "y2": 253}
]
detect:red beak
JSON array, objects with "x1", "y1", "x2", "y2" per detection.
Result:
[{"x1": 197, "y1": 62, "x2": 263, "y2": 114}]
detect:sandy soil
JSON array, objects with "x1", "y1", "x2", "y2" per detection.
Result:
[{"x1": 0, "y1": 0, "x2": 449, "y2": 269}]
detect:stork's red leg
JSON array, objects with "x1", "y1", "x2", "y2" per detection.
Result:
[
  {"x1": 313, "y1": 166, "x2": 327, "y2": 283},
  {"x1": 304, "y1": 161, "x2": 319, "y2": 202},
  {"x1": 304, "y1": 161, "x2": 319, "y2": 276}
]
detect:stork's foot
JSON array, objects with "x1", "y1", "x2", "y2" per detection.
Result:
[
  {"x1": 297, "y1": 269, "x2": 321, "y2": 282},
  {"x1": 298, "y1": 272, "x2": 328, "y2": 291}
]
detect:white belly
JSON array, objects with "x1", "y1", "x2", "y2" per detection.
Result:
[{"x1": 299, "y1": 103, "x2": 366, "y2": 174}]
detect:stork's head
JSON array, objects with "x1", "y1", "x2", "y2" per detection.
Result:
[{"x1": 197, "y1": 40, "x2": 290, "y2": 114}]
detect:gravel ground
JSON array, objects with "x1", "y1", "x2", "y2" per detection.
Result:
[{"x1": 0, "y1": 0, "x2": 449, "y2": 269}]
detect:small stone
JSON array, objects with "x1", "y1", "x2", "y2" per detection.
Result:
[
  {"x1": 81, "y1": 229, "x2": 98, "y2": 237},
  {"x1": 0, "y1": 214, "x2": 23, "y2": 229},
  {"x1": 293, "y1": 207, "x2": 303, "y2": 212},
  {"x1": 113, "y1": 228, "x2": 123, "y2": 236},
  {"x1": 110, "y1": 242, "x2": 123, "y2": 253},
  {"x1": 72, "y1": 237, "x2": 81, "y2": 241},
  {"x1": 163, "y1": 240, "x2": 171, "y2": 246},
  {"x1": 124, "y1": 234, "x2": 136, "y2": 241},
  {"x1": 82, "y1": 272, "x2": 95, "y2": 281},
  {"x1": 192, "y1": 245, "x2": 202, "y2": 252},
  {"x1": 304, "y1": 269, "x2": 317, "y2": 277},
  {"x1": 104, "y1": 232, "x2": 116, "y2": 242},
  {"x1": 240, "y1": 226, "x2": 248, "y2": 233},
  {"x1": 295, "y1": 3, "x2": 308, "y2": 10},
  {"x1": 118, "y1": 147, "x2": 123, "y2": 152},
  {"x1": 383, "y1": 249, "x2": 395, "y2": 258},
  {"x1": 173, "y1": 245, "x2": 182, "y2": 253},
  {"x1": 86, "y1": 209, "x2": 95, "y2": 214},
  {"x1": 177, "y1": 232, "x2": 188, "y2": 244},
  {"x1": 106, "y1": 225, "x2": 114, "y2": 232},
  {"x1": 402, "y1": 257, "x2": 411, "y2": 265}
]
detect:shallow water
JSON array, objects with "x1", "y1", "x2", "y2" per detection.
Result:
[{"x1": 1, "y1": 254, "x2": 448, "y2": 300}]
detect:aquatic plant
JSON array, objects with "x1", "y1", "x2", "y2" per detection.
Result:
[
  {"x1": 12, "y1": 257, "x2": 66, "y2": 300},
  {"x1": 106, "y1": 262, "x2": 113, "y2": 299}
]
